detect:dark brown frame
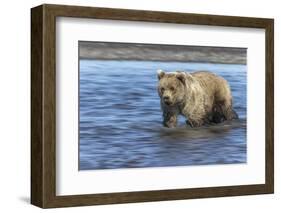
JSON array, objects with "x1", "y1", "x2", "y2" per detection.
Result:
[{"x1": 31, "y1": 4, "x2": 274, "y2": 208}]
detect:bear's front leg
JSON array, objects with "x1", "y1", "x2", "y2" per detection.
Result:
[
  {"x1": 183, "y1": 108, "x2": 206, "y2": 128},
  {"x1": 163, "y1": 111, "x2": 177, "y2": 128},
  {"x1": 186, "y1": 118, "x2": 204, "y2": 128}
]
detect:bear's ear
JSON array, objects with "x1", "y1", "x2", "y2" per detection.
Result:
[
  {"x1": 176, "y1": 72, "x2": 186, "y2": 84},
  {"x1": 157, "y1": 69, "x2": 165, "y2": 80}
]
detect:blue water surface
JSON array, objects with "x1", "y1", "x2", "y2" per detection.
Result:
[{"x1": 79, "y1": 60, "x2": 247, "y2": 170}]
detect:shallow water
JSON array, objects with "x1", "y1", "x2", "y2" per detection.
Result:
[{"x1": 79, "y1": 60, "x2": 247, "y2": 170}]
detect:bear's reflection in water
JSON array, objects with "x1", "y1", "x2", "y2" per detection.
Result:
[
  {"x1": 79, "y1": 60, "x2": 247, "y2": 170},
  {"x1": 156, "y1": 119, "x2": 246, "y2": 141}
]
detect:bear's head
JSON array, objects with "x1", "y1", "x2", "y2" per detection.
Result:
[{"x1": 157, "y1": 70, "x2": 188, "y2": 107}]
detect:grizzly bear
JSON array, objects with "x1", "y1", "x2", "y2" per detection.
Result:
[{"x1": 157, "y1": 70, "x2": 238, "y2": 128}]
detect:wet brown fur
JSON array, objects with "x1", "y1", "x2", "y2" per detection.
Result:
[{"x1": 157, "y1": 70, "x2": 238, "y2": 128}]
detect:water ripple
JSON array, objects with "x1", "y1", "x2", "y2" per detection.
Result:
[{"x1": 79, "y1": 60, "x2": 247, "y2": 170}]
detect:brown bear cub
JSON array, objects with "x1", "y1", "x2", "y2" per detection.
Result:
[{"x1": 157, "y1": 70, "x2": 238, "y2": 128}]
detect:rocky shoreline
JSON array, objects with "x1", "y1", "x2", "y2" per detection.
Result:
[{"x1": 79, "y1": 41, "x2": 246, "y2": 65}]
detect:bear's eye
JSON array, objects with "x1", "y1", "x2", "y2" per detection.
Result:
[
  {"x1": 170, "y1": 86, "x2": 175, "y2": 91},
  {"x1": 161, "y1": 87, "x2": 165, "y2": 93}
]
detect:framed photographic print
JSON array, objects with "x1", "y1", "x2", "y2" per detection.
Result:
[{"x1": 31, "y1": 4, "x2": 274, "y2": 208}]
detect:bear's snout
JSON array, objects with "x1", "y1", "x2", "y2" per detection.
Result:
[
  {"x1": 163, "y1": 95, "x2": 170, "y2": 101},
  {"x1": 163, "y1": 96, "x2": 172, "y2": 105}
]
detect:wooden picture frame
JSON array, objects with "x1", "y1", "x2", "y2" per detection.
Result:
[{"x1": 31, "y1": 4, "x2": 274, "y2": 208}]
